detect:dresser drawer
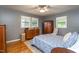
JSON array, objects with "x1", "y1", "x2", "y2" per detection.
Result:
[{"x1": 25, "y1": 28, "x2": 40, "y2": 40}]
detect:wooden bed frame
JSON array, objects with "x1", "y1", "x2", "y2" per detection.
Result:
[{"x1": 51, "y1": 47, "x2": 75, "y2": 53}]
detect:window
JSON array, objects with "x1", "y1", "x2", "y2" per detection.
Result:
[
  {"x1": 21, "y1": 16, "x2": 31, "y2": 28},
  {"x1": 21, "y1": 16, "x2": 38, "y2": 28},
  {"x1": 56, "y1": 16, "x2": 67, "y2": 28},
  {"x1": 31, "y1": 17, "x2": 38, "y2": 27}
]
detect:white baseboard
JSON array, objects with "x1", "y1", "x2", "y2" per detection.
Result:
[{"x1": 6, "y1": 39, "x2": 20, "y2": 43}]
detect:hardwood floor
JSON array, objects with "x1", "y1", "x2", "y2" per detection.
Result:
[{"x1": 7, "y1": 41, "x2": 32, "y2": 53}]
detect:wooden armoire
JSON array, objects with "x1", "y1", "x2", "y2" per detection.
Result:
[
  {"x1": 0, "y1": 25, "x2": 6, "y2": 53},
  {"x1": 42, "y1": 21, "x2": 54, "y2": 34}
]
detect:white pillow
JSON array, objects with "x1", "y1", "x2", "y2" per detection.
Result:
[
  {"x1": 51, "y1": 28, "x2": 58, "y2": 35},
  {"x1": 63, "y1": 32, "x2": 72, "y2": 42}
]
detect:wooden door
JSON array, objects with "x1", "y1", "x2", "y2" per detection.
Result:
[
  {"x1": 0, "y1": 25, "x2": 6, "y2": 52},
  {"x1": 43, "y1": 21, "x2": 54, "y2": 34}
]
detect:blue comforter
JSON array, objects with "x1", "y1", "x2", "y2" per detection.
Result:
[{"x1": 31, "y1": 34, "x2": 65, "y2": 53}]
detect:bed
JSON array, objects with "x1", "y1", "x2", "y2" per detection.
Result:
[
  {"x1": 52, "y1": 34, "x2": 79, "y2": 53},
  {"x1": 31, "y1": 32, "x2": 78, "y2": 53},
  {"x1": 68, "y1": 34, "x2": 79, "y2": 53}
]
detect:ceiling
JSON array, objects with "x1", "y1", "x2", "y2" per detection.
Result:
[{"x1": 2, "y1": 5, "x2": 79, "y2": 16}]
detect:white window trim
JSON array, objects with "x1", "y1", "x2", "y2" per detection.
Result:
[
  {"x1": 56, "y1": 16, "x2": 67, "y2": 28},
  {"x1": 31, "y1": 17, "x2": 39, "y2": 28},
  {"x1": 21, "y1": 16, "x2": 39, "y2": 28}
]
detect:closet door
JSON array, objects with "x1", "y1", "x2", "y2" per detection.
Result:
[
  {"x1": 0, "y1": 25, "x2": 6, "y2": 52},
  {"x1": 42, "y1": 21, "x2": 54, "y2": 34}
]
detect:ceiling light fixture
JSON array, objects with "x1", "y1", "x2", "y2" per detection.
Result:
[
  {"x1": 38, "y1": 5, "x2": 48, "y2": 13},
  {"x1": 40, "y1": 9, "x2": 45, "y2": 13},
  {"x1": 39, "y1": 8, "x2": 48, "y2": 13}
]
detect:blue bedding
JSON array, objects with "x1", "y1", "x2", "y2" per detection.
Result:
[
  {"x1": 31, "y1": 32, "x2": 78, "y2": 53},
  {"x1": 31, "y1": 34, "x2": 65, "y2": 53}
]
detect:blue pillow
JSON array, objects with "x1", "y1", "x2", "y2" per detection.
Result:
[{"x1": 63, "y1": 32, "x2": 78, "y2": 48}]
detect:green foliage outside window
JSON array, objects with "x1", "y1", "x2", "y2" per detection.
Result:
[
  {"x1": 56, "y1": 16, "x2": 67, "y2": 28},
  {"x1": 30, "y1": 18, "x2": 38, "y2": 27},
  {"x1": 21, "y1": 16, "x2": 38, "y2": 28}
]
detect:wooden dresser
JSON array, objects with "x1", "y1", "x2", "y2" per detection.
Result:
[
  {"x1": 0, "y1": 25, "x2": 6, "y2": 53},
  {"x1": 24, "y1": 28, "x2": 40, "y2": 40}
]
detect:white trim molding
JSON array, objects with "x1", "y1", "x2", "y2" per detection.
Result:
[{"x1": 6, "y1": 39, "x2": 20, "y2": 43}]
